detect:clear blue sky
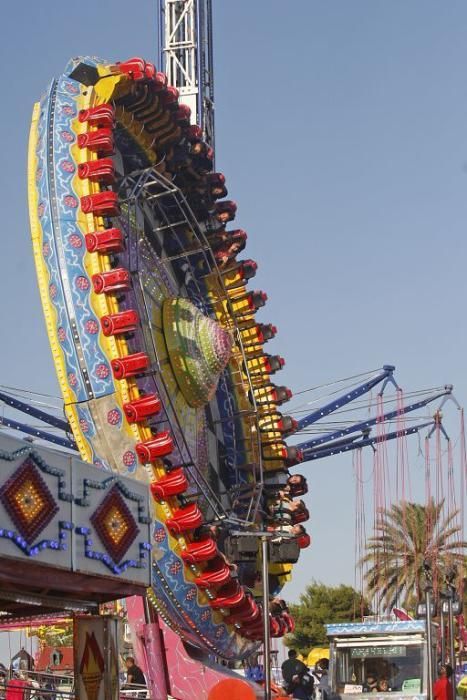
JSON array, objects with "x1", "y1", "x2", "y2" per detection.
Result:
[{"x1": 1, "y1": 0, "x2": 467, "y2": 624}]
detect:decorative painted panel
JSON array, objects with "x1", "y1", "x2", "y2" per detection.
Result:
[{"x1": 0, "y1": 434, "x2": 150, "y2": 586}]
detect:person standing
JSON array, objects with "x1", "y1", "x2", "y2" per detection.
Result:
[
  {"x1": 434, "y1": 665, "x2": 453, "y2": 700},
  {"x1": 281, "y1": 650, "x2": 313, "y2": 699},
  {"x1": 123, "y1": 657, "x2": 146, "y2": 697},
  {"x1": 5, "y1": 673, "x2": 29, "y2": 700},
  {"x1": 244, "y1": 655, "x2": 265, "y2": 684}
]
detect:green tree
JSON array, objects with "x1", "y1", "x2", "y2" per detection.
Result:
[
  {"x1": 285, "y1": 581, "x2": 370, "y2": 655},
  {"x1": 361, "y1": 500, "x2": 466, "y2": 612}
]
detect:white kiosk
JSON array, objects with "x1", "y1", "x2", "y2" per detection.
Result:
[{"x1": 326, "y1": 620, "x2": 436, "y2": 700}]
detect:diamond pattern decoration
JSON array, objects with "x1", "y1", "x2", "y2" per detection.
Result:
[
  {"x1": 0, "y1": 458, "x2": 59, "y2": 544},
  {"x1": 90, "y1": 485, "x2": 139, "y2": 563}
]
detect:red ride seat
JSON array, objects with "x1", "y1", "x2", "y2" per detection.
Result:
[
  {"x1": 236, "y1": 260, "x2": 258, "y2": 282},
  {"x1": 117, "y1": 57, "x2": 155, "y2": 81},
  {"x1": 239, "y1": 617, "x2": 264, "y2": 639},
  {"x1": 281, "y1": 611, "x2": 295, "y2": 633},
  {"x1": 180, "y1": 538, "x2": 218, "y2": 564},
  {"x1": 174, "y1": 104, "x2": 191, "y2": 125},
  {"x1": 223, "y1": 593, "x2": 256, "y2": 616},
  {"x1": 79, "y1": 103, "x2": 115, "y2": 128},
  {"x1": 80, "y1": 191, "x2": 120, "y2": 216},
  {"x1": 186, "y1": 124, "x2": 203, "y2": 142},
  {"x1": 101, "y1": 310, "x2": 139, "y2": 336},
  {"x1": 207, "y1": 172, "x2": 226, "y2": 186},
  {"x1": 136, "y1": 432, "x2": 174, "y2": 462},
  {"x1": 292, "y1": 508, "x2": 310, "y2": 524},
  {"x1": 166, "y1": 503, "x2": 203, "y2": 534},
  {"x1": 208, "y1": 581, "x2": 245, "y2": 609},
  {"x1": 150, "y1": 468, "x2": 188, "y2": 499},
  {"x1": 224, "y1": 597, "x2": 260, "y2": 624},
  {"x1": 123, "y1": 394, "x2": 161, "y2": 423},
  {"x1": 153, "y1": 71, "x2": 168, "y2": 91},
  {"x1": 92, "y1": 268, "x2": 130, "y2": 294},
  {"x1": 111, "y1": 352, "x2": 149, "y2": 379},
  {"x1": 226, "y1": 606, "x2": 261, "y2": 626},
  {"x1": 270, "y1": 616, "x2": 288, "y2": 638},
  {"x1": 78, "y1": 129, "x2": 114, "y2": 156},
  {"x1": 246, "y1": 290, "x2": 267, "y2": 312},
  {"x1": 78, "y1": 158, "x2": 115, "y2": 184},
  {"x1": 194, "y1": 556, "x2": 231, "y2": 589},
  {"x1": 85, "y1": 228, "x2": 123, "y2": 254},
  {"x1": 160, "y1": 85, "x2": 179, "y2": 109},
  {"x1": 270, "y1": 616, "x2": 281, "y2": 637},
  {"x1": 286, "y1": 446, "x2": 304, "y2": 467},
  {"x1": 297, "y1": 533, "x2": 311, "y2": 549},
  {"x1": 215, "y1": 200, "x2": 237, "y2": 222},
  {"x1": 279, "y1": 415, "x2": 299, "y2": 436}
]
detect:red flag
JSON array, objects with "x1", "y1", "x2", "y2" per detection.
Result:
[{"x1": 393, "y1": 608, "x2": 413, "y2": 621}]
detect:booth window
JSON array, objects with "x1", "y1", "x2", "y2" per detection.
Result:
[{"x1": 335, "y1": 642, "x2": 423, "y2": 693}]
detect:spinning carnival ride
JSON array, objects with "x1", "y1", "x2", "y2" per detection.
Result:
[
  {"x1": 3, "y1": 0, "x2": 456, "y2": 673},
  {"x1": 27, "y1": 53, "x2": 300, "y2": 659}
]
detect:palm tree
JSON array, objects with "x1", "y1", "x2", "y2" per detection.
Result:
[{"x1": 361, "y1": 500, "x2": 466, "y2": 612}]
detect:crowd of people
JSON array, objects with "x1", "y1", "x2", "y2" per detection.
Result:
[
  {"x1": 0, "y1": 656, "x2": 148, "y2": 700},
  {"x1": 2, "y1": 650, "x2": 457, "y2": 699},
  {"x1": 362, "y1": 673, "x2": 392, "y2": 693},
  {"x1": 280, "y1": 650, "x2": 329, "y2": 699},
  {"x1": 188, "y1": 470, "x2": 312, "y2": 603},
  {"x1": 0, "y1": 671, "x2": 69, "y2": 700},
  {"x1": 265, "y1": 473, "x2": 311, "y2": 547},
  {"x1": 242, "y1": 649, "x2": 324, "y2": 698}
]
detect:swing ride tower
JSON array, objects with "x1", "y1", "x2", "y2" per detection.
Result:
[{"x1": 157, "y1": 0, "x2": 215, "y2": 149}]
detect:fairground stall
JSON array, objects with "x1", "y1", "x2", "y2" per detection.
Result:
[{"x1": 326, "y1": 620, "x2": 437, "y2": 700}]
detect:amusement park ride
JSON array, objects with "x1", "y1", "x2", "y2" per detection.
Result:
[{"x1": 0, "y1": 2, "x2": 464, "y2": 700}]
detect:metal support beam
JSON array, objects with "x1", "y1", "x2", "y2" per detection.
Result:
[
  {"x1": 427, "y1": 410, "x2": 451, "y2": 441},
  {"x1": 296, "y1": 386, "x2": 453, "y2": 452},
  {"x1": 301, "y1": 421, "x2": 434, "y2": 462},
  {"x1": 261, "y1": 536, "x2": 271, "y2": 700},
  {"x1": 446, "y1": 567, "x2": 458, "y2": 700},
  {"x1": 0, "y1": 415, "x2": 77, "y2": 450},
  {"x1": 426, "y1": 584, "x2": 434, "y2": 700},
  {"x1": 0, "y1": 389, "x2": 70, "y2": 432},
  {"x1": 297, "y1": 366, "x2": 396, "y2": 431},
  {"x1": 448, "y1": 596, "x2": 455, "y2": 680},
  {"x1": 440, "y1": 605, "x2": 446, "y2": 663},
  {"x1": 423, "y1": 558, "x2": 435, "y2": 700}
]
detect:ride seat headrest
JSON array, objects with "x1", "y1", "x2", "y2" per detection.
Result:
[{"x1": 297, "y1": 533, "x2": 311, "y2": 549}]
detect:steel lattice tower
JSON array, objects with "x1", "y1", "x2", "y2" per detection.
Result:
[{"x1": 158, "y1": 0, "x2": 215, "y2": 152}]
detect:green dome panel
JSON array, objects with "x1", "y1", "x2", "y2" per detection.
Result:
[{"x1": 162, "y1": 298, "x2": 233, "y2": 408}]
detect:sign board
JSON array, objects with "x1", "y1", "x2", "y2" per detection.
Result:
[
  {"x1": 350, "y1": 645, "x2": 406, "y2": 658},
  {"x1": 74, "y1": 615, "x2": 120, "y2": 700},
  {"x1": 344, "y1": 685, "x2": 363, "y2": 694},
  {"x1": 402, "y1": 679, "x2": 421, "y2": 692}
]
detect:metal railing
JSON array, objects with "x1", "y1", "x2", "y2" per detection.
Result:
[
  {"x1": 0, "y1": 672, "x2": 74, "y2": 700},
  {"x1": 0, "y1": 674, "x2": 151, "y2": 700}
]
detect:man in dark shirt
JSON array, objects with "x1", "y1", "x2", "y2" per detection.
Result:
[
  {"x1": 281, "y1": 649, "x2": 311, "y2": 697},
  {"x1": 124, "y1": 657, "x2": 146, "y2": 693}
]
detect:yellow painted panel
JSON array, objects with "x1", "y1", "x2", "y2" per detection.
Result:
[{"x1": 28, "y1": 103, "x2": 76, "y2": 407}]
